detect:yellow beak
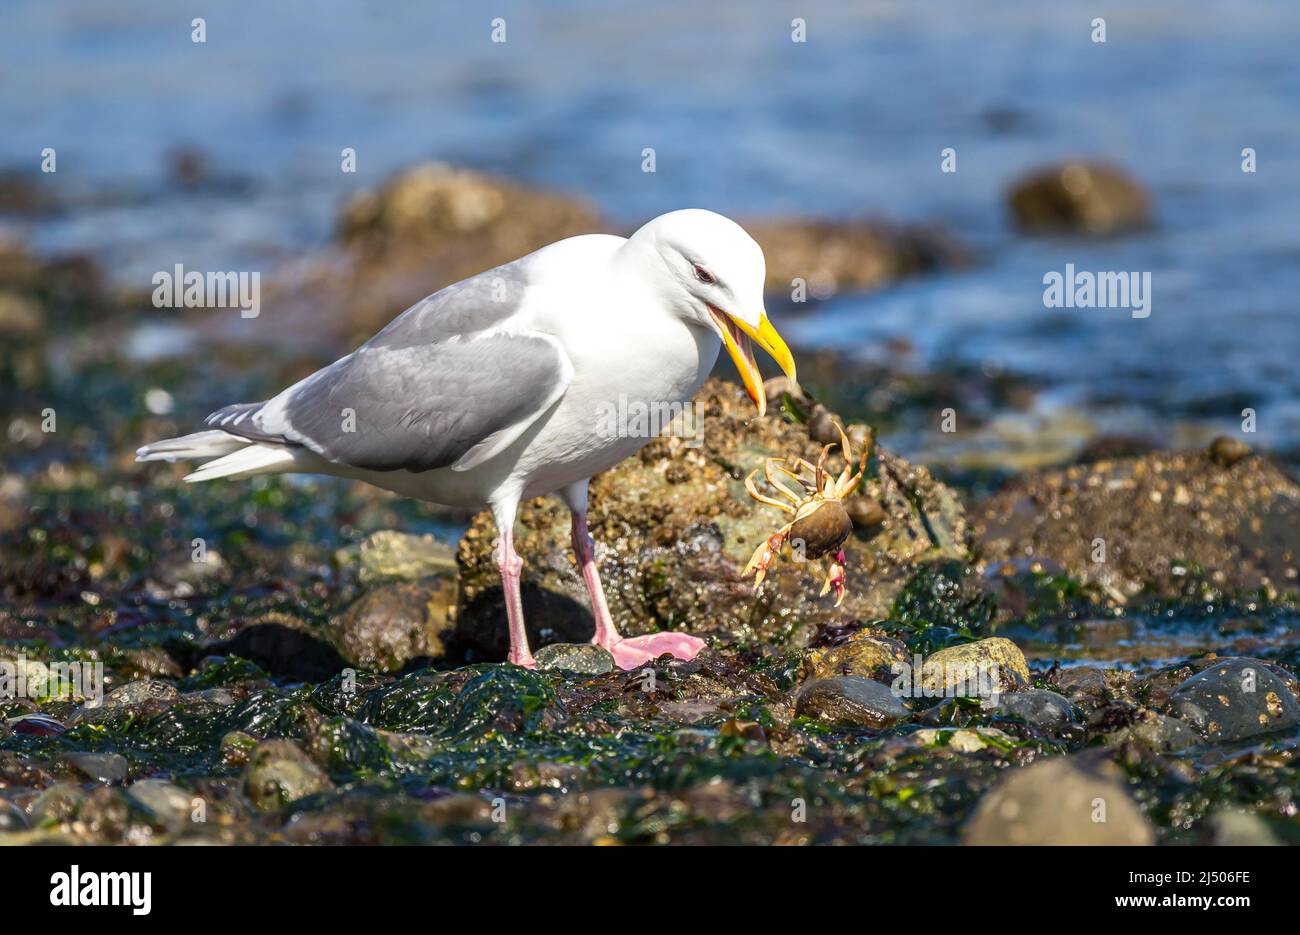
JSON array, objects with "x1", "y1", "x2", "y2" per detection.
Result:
[{"x1": 708, "y1": 306, "x2": 798, "y2": 417}]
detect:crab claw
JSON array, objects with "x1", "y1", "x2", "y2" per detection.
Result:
[
  {"x1": 743, "y1": 532, "x2": 786, "y2": 588},
  {"x1": 818, "y1": 550, "x2": 848, "y2": 606}
]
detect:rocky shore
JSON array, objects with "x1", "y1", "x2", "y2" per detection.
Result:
[{"x1": 1, "y1": 163, "x2": 1298, "y2": 845}]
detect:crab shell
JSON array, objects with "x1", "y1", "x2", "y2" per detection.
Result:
[{"x1": 787, "y1": 498, "x2": 854, "y2": 560}]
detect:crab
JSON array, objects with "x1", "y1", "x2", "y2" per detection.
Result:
[{"x1": 742, "y1": 421, "x2": 870, "y2": 606}]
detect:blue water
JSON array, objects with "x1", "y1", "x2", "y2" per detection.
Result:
[{"x1": 3, "y1": 0, "x2": 1298, "y2": 452}]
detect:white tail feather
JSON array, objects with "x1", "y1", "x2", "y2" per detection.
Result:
[
  {"x1": 136, "y1": 430, "x2": 247, "y2": 463},
  {"x1": 182, "y1": 444, "x2": 297, "y2": 483}
]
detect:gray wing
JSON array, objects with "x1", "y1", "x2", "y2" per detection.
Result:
[{"x1": 206, "y1": 263, "x2": 572, "y2": 473}]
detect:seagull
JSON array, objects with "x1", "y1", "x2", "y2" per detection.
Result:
[{"x1": 137, "y1": 208, "x2": 798, "y2": 670}]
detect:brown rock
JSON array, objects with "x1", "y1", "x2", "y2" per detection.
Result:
[
  {"x1": 971, "y1": 449, "x2": 1300, "y2": 601},
  {"x1": 1008, "y1": 162, "x2": 1150, "y2": 236}
]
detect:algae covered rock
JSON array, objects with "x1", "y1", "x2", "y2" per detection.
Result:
[
  {"x1": 457, "y1": 379, "x2": 969, "y2": 658},
  {"x1": 801, "y1": 628, "x2": 909, "y2": 683},
  {"x1": 972, "y1": 442, "x2": 1300, "y2": 602}
]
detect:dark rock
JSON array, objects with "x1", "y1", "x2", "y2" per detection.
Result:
[
  {"x1": 1075, "y1": 434, "x2": 1159, "y2": 464},
  {"x1": 1102, "y1": 710, "x2": 1199, "y2": 753},
  {"x1": 1008, "y1": 162, "x2": 1150, "y2": 236},
  {"x1": 1165, "y1": 658, "x2": 1300, "y2": 741},
  {"x1": 794, "y1": 676, "x2": 910, "y2": 729},
  {"x1": 5, "y1": 713, "x2": 66, "y2": 736},
  {"x1": 534, "y1": 643, "x2": 615, "y2": 675},
  {"x1": 206, "y1": 614, "x2": 347, "y2": 681},
  {"x1": 963, "y1": 755, "x2": 1155, "y2": 845}
]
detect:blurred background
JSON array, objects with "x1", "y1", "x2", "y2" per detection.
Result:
[{"x1": 2, "y1": 0, "x2": 1298, "y2": 476}]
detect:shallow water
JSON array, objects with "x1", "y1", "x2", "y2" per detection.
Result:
[{"x1": 3, "y1": 0, "x2": 1298, "y2": 456}]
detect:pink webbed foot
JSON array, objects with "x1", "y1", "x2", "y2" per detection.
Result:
[{"x1": 607, "y1": 632, "x2": 706, "y2": 670}]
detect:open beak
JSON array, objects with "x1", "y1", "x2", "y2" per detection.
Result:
[{"x1": 707, "y1": 306, "x2": 798, "y2": 417}]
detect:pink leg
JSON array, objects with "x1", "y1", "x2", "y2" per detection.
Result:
[
  {"x1": 567, "y1": 491, "x2": 705, "y2": 671},
  {"x1": 570, "y1": 508, "x2": 620, "y2": 649},
  {"x1": 496, "y1": 525, "x2": 535, "y2": 669}
]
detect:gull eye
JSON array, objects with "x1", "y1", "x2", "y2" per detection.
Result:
[{"x1": 693, "y1": 264, "x2": 716, "y2": 285}]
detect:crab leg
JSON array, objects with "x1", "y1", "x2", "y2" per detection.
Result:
[
  {"x1": 763, "y1": 459, "x2": 807, "y2": 505},
  {"x1": 745, "y1": 469, "x2": 796, "y2": 513},
  {"x1": 833, "y1": 422, "x2": 869, "y2": 498}
]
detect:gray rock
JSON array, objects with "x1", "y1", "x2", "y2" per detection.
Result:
[
  {"x1": 995, "y1": 689, "x2": 1080, "y2": 728},
  {"x1": 1166, "y1": 658, "x2": 1300, "y2": 741},
  {"x1": 243, "y1": 740, "x2": 333, "y2": 812},
  {"x1": 0, "y1": 799, "x2": 28, "y2": 831},
  {"x1": 795, "y1": 676, "x2": 910, "y2": 729},
  {"x1": 964, "y1": 755, "x2": 1155, "y2": 845},
  {"x1": 127, "y1": 779, "x2": 197, "y2": 833},
  {"x1": 534, "y1": 643, "x2": 615, "y2": 675},
  {"x1": 66, "y1": 752, "x2": 128, "y2": 784}
]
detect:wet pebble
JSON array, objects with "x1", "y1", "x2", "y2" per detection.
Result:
[
  {"x1": 4, "y1": 713, "x2": 66, "y2": 736},
  {"x1": 795, "y1": 676, "x2": 910, "y2": 729},
  {"x1": 995, "y1": 689, "x2": 1079, "y2": 728}
]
